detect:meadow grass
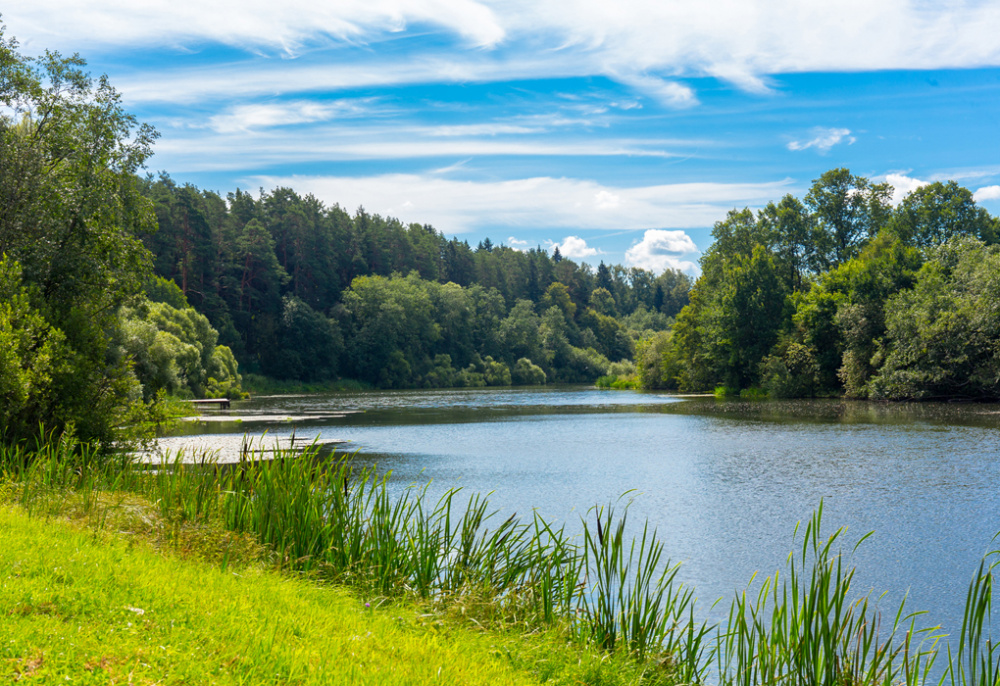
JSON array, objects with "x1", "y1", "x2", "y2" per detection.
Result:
[
  {"x1": 3, "y1": 435, "x2": 1000, "y2": 685},
  {"x1": 1, "y1": 503, "x2": 675, "y2": 685}
]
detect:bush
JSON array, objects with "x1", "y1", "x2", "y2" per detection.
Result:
[
  {"x1": 760, "y1": 342, "x2": 821, "y2": 398},
  {"x1": 512, "y1": 358, "x2": 546, "y2": 385},
  {"x1": 122, "y1": 299, "x2": 244, "y2": 400}
]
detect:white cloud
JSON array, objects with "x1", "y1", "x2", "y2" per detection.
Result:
[
  {"x1": 10, "y1": 1, "x2": 1000, "y2": 107},
  {"x1": 507, "y1": 236, "x2": 532, "y2": 251},
  {"x1": 885, "y1": 173, "x2": 930, "y2": 205},
  {"x1": 624, "y1": 229, "x2": 699, "y2": 274},
  {"x1": 204, "y1": 99, "x2": 374, "y2": 133},
  {"x1": 429, "y1": 123, "x2": 543, "y2": 137},
  {"x1": 787, "y1": 127, "x2": 855, "y2": 153},
  {"x1": 154, "y1": 132, "x2": 682, "y2": 168},
  {"x1": 594, "y1": 190, "x2": 620, "y2": 210},
  {"x1": 8, "y1": 0, "x2": 504, "y2": 53},
  {"x1": 248, "y1": 173, "x2": 794, "y2": 233},
  {"x1": 551, "y1": 236, "x2": 600, "y2": 258},
  {"x1": 611, "y1": 73, "x2": 698, "y2": 108},
  {"x1": 975, "y1": 185, "x2": 1000, "y2": 202}
]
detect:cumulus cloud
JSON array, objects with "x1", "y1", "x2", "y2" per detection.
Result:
[
  {"x1": 551, "y1": 236, "x2": 600, "y2": 258},
  {"x1": 249, "y1": 173, "x2": 794, "y2": 233},
  {"x1": 624, "y1": 229, "x2": 699, "y2": 274},
  {"x1": 787, "y1": 127, "x2": 855, "y2": 153},
  {"x1": 974, "y1": 185, "x2": 1000, "y2": 202},
  {"x1": 884, "y1": 173, "x2": 930, "y2": 205}
]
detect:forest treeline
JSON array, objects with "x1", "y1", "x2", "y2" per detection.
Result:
[
  {"x1": 635, "y1": 171, "x2": 1000, "y2": 400},
  {"x1": 139, "y1": 175, "x2": 691, "y2": 387}
]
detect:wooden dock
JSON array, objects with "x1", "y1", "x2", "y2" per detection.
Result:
[{"x1": 188, "y1": 398, "x2": 231, "y2": 410}]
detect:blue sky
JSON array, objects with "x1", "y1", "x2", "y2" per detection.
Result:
[{"x1": 7, "y1": 1, "x2": 1000, "y2": 272}]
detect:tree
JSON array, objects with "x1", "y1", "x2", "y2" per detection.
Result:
[
  {"x1": 341, "y1": 273, "x2": 439, "y2": 387},
  {"x1": 757, "y1": 194, "x2": 817, "y2": 290},
  {"x1": 805, "y1": 169, "x2": 892, "y2": 267},
  {"x1": 718, "y1": 245, "x2": 788, "y2": 388},
  {"x1": 0, "y1": 27, "x2": 158, "y2": 445},
  {"x1": 869, "y1": 239, "x2": 1000, "y2": 399},
  {"x1": 890, "y1": 181, "x2": 999, "y2": 249}
]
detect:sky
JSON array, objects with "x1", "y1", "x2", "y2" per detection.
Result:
[{"x1": 6, "y1": 1, "x2": 1000, "y2": 273}]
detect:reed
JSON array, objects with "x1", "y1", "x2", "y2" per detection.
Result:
[{"x1": 712, "y1": 504, "x2": 940, "y2": 686}]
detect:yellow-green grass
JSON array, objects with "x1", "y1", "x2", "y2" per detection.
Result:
[
  {"x1": 0, "y1": 503, "x2": 673, "y2": 685},
  {"x1": 0, "y1": 505, "x2": 525, "y2": 684}
]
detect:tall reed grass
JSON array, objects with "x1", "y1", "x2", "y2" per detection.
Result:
[{"x1": 3, "y1": 434, "x2": 1000, "y2": 685}]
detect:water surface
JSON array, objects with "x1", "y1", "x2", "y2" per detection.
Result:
[{"x1": 161, "y1": 387, "x2": 1000, "y2": 637}]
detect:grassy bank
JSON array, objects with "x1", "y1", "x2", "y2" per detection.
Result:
[
  {"x1": 0, "y1": 440, "x2": 682, "y2": 685},
  {"x1": 3, "y1": 438, "x2": 1000, "y2": 685},
  {"x1": 0, "y1": 504, "x2": 539, "y2": 685}
]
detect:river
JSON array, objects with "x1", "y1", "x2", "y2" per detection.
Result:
[{"x1": 159, "y1": 386, "x2": 1000, "y2": 640}]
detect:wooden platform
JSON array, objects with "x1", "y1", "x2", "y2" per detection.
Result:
[{"x1": 188, "y1": 398, "x2": 231, "y2": 410}]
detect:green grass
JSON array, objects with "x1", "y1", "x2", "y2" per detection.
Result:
[
  {"x1": 596, "y1": 374, "x2": 642, "y2": 390},
  {"x1": 0, "y1": 504, "x2": 606, "y2": 685}
]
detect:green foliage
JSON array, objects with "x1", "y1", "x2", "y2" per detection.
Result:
[
  {"x1": 143, "y1": 274, "x2": 189, "y2": 309},
  {"x1": 206, "y1": 345, "x2": 242, "y2": 399},
  {"x1": 718, "y1": 245, "x2": 789, "y2": 388},
  {"x1": 0, "y1": 30, "x2": 158, "y2": 446},
  {"x1": 342, "y1": 273, "x2": 439, "y2": 387},
  {"x1": 826, "y1": 234, "x2": 923, "y2": 397},
  {"x1": 0, "y1": 258, "x2": 70, "y2": 444},
  {"x1": 595, "y1": 361, "x2": 640, "y2": 389},
  {"x1": 868, "y1": 239, "x2": 1000, "y2": 399},
  {"x1": 620, "y1": 305, "x2": 671, "y2": 341},
  {"x1": 589, "y1": 287, "x2": 618, "y2": 317},
  {"x1": 805, "y1": 168, "x2": 893, "y2": 267},
  {"x1": 268, "y1": 295, "x2": 342, "y2": 381},
  {"x1": 889, "y1": 181, "x2": 999, "y2": 249},
  {"x1": 121, "y1": 300, "x2": 243, "y2": 400},
  {"x1": 136, "y1": 171, "x2": 694, "y2": 389},
  {"x1": 638, "y1": 168, "x2": 1000, "y2": 400},
  {"x1": 512, "y1": 357, "x2": 547, "y2": 385},
  {"x1": 633, "y1": 331, "x2": 677, "y2": 390},
  {"x1": 760, "y1": 341, "x2": 821, "y2": 398}
]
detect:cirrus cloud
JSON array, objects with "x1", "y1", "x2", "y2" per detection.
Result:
[
  {"x1": 249, "y1": 173, "x2": 794, "y2": 234},
  {"x1": 8, "y1": 1, "x2": 1000, "y2": 107},
  {"x1": 787, "y1": 127, "x2": 855, "y2": 153}
]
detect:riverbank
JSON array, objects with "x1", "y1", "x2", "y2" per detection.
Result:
[
  {"x1": 0, "y1": 446, "x2": 669, "y2": 686},
  {"x1": 0, "y1": 482, "x2": 671, "y2": 685}
]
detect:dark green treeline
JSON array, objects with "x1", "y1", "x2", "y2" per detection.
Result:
[
  {"x1": 139, "y1": 175, "x2": 692, "y2": 387},
  {"x1": 640, "y1": 169, "x2": 1000, "y2": 400}
]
